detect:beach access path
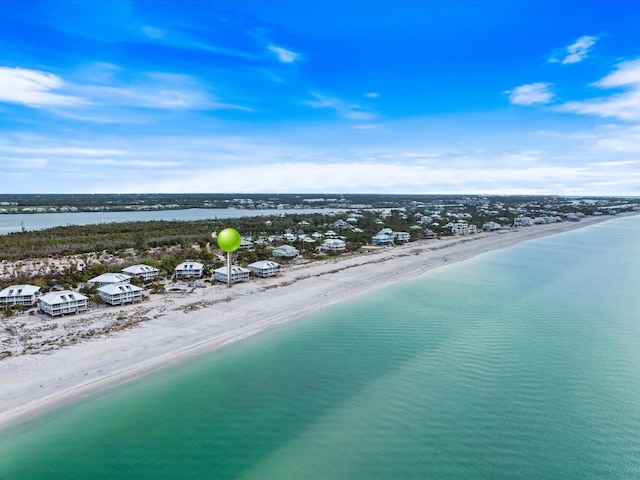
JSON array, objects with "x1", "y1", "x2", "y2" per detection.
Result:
[{"x1": 0, "y1": 215, "x2": 623, "y2": 429}]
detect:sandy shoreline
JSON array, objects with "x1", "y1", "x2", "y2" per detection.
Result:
[{"x1": 0, "y1": 215, "x2": 627, "y2": 430}]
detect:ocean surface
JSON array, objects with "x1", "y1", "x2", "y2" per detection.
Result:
[{"x1": 1, "y1": 216, "x2": 639, "y2": 479}]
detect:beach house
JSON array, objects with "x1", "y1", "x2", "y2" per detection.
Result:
[
  {"x1": 450, "y1": 221, "x2": 469, "y2": 235},
  {"x1": 482, "y1": 221, "x2": 502, "y2": 231},
  {"x1": 174, "y1": 261, "x2": 204, "y2": 278},
  {"x1": 239, "y1": 239, "x2": 254, "y2": 250},
  {"x1": 372, "y1": 234, "x2": 394, "y2": 245},
  {"x1": 0, "y1": 284, "x2": 41, "y2": 307},
  {"x1": 87, "y1": 273, "x2": 131, "y2": 287},
  {"x1": 513, "y1": 217, "x2": 534, "y2": 227},
  {"x1": 272, "y1": 245, "x2": 299, "y2": 258},
  {"x1": 248, "y1": 260, "x2": 280, "y2": 278},
  {"x1": 392, "y1": 231, "x2": 410, "y2": 242},
  {"x1": 39, "y1": 290, "x2": 89, "y2": 317},
  {"x1": 333, "y1": 219, "x2": 349, "y2": 228},
  {"x1": 321, "y1": 238, "x2": 346, "y2": 251},
  {"x1": 122, "y1": 264, "x2": 160, "y2": 280},
  {"x1": 97, "y1": 283, "x2": 143, "y2": 305},
  {"x1": 213, "y1": 266, "x2": 251, "y2": 284}
]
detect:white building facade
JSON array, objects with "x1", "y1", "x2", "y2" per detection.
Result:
[
  {"x1": 321, "y1": 239, "x2": 346, "y2": 251},
  {"x1": 98, "y1": 283, "x2": 143, "y2": 305},
  {"x1": 450, "y1": 222, "x2": 469, "y2": 235},
  {"x1": 248, "y1": 261, "x2": 280, "y2": 278},
  {"x1": 122, "y1": 264, "x2": 159, "y2": 280},
  {"x1": 174, "y1": 261, "x2": 204, "y2": 278},
  {"x1": 39, "y1": 291, "x2": 88, "y2": 317},
  {"x1": 272, "y1": 245, "x2": 299, "y2": 258},
  {"x1": 214, "y1": 266, "x2": 251, "y2": 283},
  {"x1": 0, "y1": 284, "x2": 41, "y2": 307},
  {"x1": 392, "y1": 231, "x2": 410, "y2": 242}
]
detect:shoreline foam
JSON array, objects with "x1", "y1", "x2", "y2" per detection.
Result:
[{"x1": 0, "y1": 215, "x2": 630, "y2": 430}]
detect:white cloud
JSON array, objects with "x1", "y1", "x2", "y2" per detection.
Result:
[
  {"x1": 505, "y1": 83, "x2": 554, "y2": 106},
  {"x1": 6, "y1": 116, "x2": 640, "y2": 196},
  {"x1": 6, "y1": 146, "x2": 126, "y2": 156},
  {"x1": 557, "y1": 59, "x2": 640, "y2": 120},
  {"x1": 304, "y1": 93, "x2": 376, "y2": 120},
  {"x1": 0, "y1": 67, "x2": 87, "y2": 108},
  {"x1": 84, "y1": 160, "x2": 632, "y2": 196},
  {"x1": 365, "y1": 92, "x2": 379, "y2": 98},
  {"x1": 138, "y1": 25, "x2": 260, "y2": 61},
  {"x1": 267, "y1": 44, "x2": 300, "y2": 63},
  {"x1": 0, "y1": 66, "x2": 248, "y2": 116},
  {"x1": 548, "y1": 35, "x2": 598, "y2": 64},
  {"x1": 65, "y1": 158, "x2": 183, "y2": 167},
  {"x1": 141, "y1": 25, "x2": 166, "y2": 39},
  {"x1": 593, "y1": 58, "x2": 640, "y2": 88},
  {"x1": 71, "y1": 70, "x2": 253, "y2": 113}
]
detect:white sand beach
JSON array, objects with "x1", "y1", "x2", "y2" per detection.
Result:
[{"x1": 0, "y1": 216, "x2": 624, "y2": 429}]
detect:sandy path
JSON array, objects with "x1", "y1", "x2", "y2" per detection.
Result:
[{"x1": 0, "y1": 216, "x2": 624, "y2": 429}]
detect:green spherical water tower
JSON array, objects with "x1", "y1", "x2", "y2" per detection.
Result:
[{"x1": 217, "y1": 228, "x2": 242, "y2": 288}]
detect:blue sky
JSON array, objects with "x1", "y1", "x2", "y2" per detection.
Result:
[{"x1": 1, "y1": 1, "x2": 640, "y2": 195}]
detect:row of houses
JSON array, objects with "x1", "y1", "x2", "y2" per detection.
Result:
[
  {"x1": 0, "y1": 260, "x2": 284, "y2": 316},
  {"x1": 0, "y1": 284, "x2": 141, "y2": 316},
  {"x1": 1, "y1": 283, "x2": 155, "y2": 318},
  {"x1": 172, "y1": 260, "x2": 282, "y2": 279}
]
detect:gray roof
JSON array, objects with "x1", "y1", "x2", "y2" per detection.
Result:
[
  {"x1": 39, "y1": 290, "x2": 88, "y2": 304},
  {"x1": 98, "y1": 283, "x2": 144, "y2": 295},
  {"x1": 0, "y1": 284, "x2": 41, "y2": 297},
  {"x1": 88, "y1": 273, "x2": 131, "y2": 284},
  {"x1": 249, "y1": 260, "x2": 280, "y2": 269},
  {"x1": 122, "y1": 264, "x2": 159, "y2": 274}
]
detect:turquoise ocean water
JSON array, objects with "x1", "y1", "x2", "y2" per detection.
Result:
[{"x1": 1, "y1": 216, "x2": 639, "y2": 479}]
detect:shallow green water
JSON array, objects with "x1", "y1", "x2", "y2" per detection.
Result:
[{"x1": 1, "y1": 217, "x2": 639, "y2": 479}]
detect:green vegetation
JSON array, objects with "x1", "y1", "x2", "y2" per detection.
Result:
[{"x1": 1, "y1": 194, "x2": 638, "y2": 292}]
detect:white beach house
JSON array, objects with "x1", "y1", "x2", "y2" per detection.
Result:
[
  {"x1": 272, "y1": 245, "x2": 299, "y2": 258},
  {"x1": 174, "y1": 261, "x2": 204, "y2": 278},
  {"x1": 513, "y1": 217, "x2": 534, "y2": 227},
  {"x1": 482, "y1": 221, "x2": 502, "y2": 231},
  {"x1": 39, "y1": 290, "x2": 88, "y2": 317},
  {"x1": 87, "y1": 273, "x2": 131, "y2": 287},
  {"x1": 392, "y1": 231, "x2": 411, "y2": 242},
  {"x1": 98, "y1": 283, "x2": 143, "y2": 305},
  {"x1": 0, "y1": 284, "x2": 41, "y2": 307},
  {"x1": 248, "y1": 260, "x2": 280, "y2": 278},
  {"x1": 213, "y1": 266, "x2": 251, "y2": 284},
  {"x1": 450, "y1": 221, "x2": 469, "y2": 235},
  {"x1": 321, "y1": 238, "x2": 346, "y2": 251},
  {"x1": 122, "y1": 264, "x2": 160, "y2": 280}
]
